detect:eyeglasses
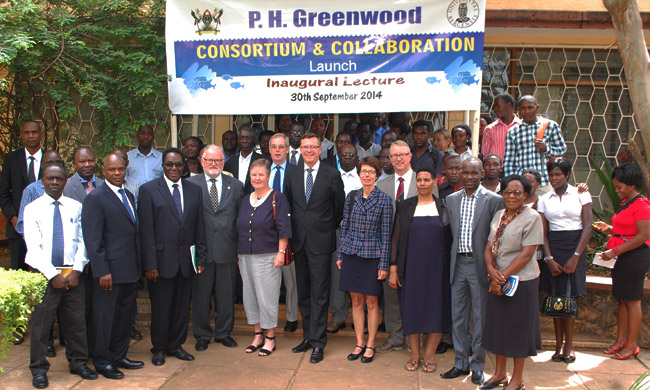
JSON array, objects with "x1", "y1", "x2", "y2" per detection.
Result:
[
  {"x1": 340, "y1": 153, "x2": 356, "y2": 158},
  {"x1": 389, "y1": 152, "x2": 410, "y2": 159},
  {"x1": 162, "y1": 161, "x2": 184, "y2": 168},
  {"x1": 270, "y1": 145, "x2": 286, "y2": 150},
  {"x1": 201, "y1": 158, "x2": 224, "y2": 164},
  {"x1": 290, "y1": 130, "x2": 305, "y2": 135},
  {"x1": 300, "y1": 145, "x2": 320, "y2": 150},
  {"x1": 359, "y1": 169, "x2": 376, "y2": 176},
  {"x1": 503, "y1": 190, "x2": 524, "y2": 196}
]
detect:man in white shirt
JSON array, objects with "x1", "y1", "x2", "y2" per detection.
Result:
[
  {"x1": 126, "y1": 125, "x2": 163, "y2": 186},
  {"x1": 288, "y1": 122, "x2": 304, "y2": 165},
  {"x1": 25, "y1": 164, "x2": 97, "y2": 389}
]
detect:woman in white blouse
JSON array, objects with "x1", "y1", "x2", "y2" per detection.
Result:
[{"x1": 538, "y1": 157, "x2": 592, "y2": 364}]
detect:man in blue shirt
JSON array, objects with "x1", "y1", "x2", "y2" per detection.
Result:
[{"x1": 126, "y1": 125, "x2": 162, "y2": 185}]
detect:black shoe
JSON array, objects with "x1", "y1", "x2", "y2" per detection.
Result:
[
  {"x1": 310, "y1": 347, "x2": 324, "y2": 363},
  {"x1": 441, "y1": 366, "x2": 470, "y2": 379},
  {"x1": 292, "y1": 340, "x2": 312, "y2": 353},
  {"x1": 479, "y1": 375, "x2": 509, "y2": 389},
  {"x1": 96, "y1": 365, "x2": 124, "y2": 380},
  {"x1": 472, "y1": 370, "x2": 484, "y2": 385},
  {"x1": 46, "y1": 345, "x2": 56, "y2": 358},
  {"x1": 70, "y1": 364, "x2": 98, "y2": 380},
  {"x1": 284, "y1": 320, "x2": 298, "y2": 333},
  {"x1": 32, "y1": 373, "x2": 48, "y2": 389},
  {"x1": 152, "y1": 351, "x2": 166, "y2": 366},
  {"x1": 361, "y1": 347, "x2": 375, "y2": 363},
  {"x1": 131, "y1": 327, "x2": 143, "y2": 341},
  {"x1": 195, "y1": 339, "x2": 209, "y2": 351},
  {"x1": 378, "y1": 323, "x2": 386, "y2": 332},
  {"x1": 436, "y1": 341, "x2": 452, "y2": 354},
  {"x1": 347, "y1": 345, "x2": 366, "y2": 361},
  {"x1": 168, "y1": 347, "x2": 195, "y2": 361},
  {"x1": 215, "y1": 336, "x2": 238, "y2": 348},
  {"x1": 117, "y1": 358, "x2": 144, "y2": 370}
]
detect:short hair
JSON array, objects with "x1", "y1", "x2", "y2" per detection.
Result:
[
  {"x1": 43, "y1": 163, "x2": 66, "y2": 177},
  {"x1": 416, "y1": 165, "x2": 437, "y2": 180},
  {"x1": 380, "y1": 145, "x2": 392, "y2": 154},
  {"x1": 452, "y1": 123, "x2": 472, "y2": 140},
  {"x1": 483, "y1": 153, "x2": 502, "y2": 165},
  {"x1": 138, "y1": 124, "x2": 153, "y2": 133},
  {"x1": 358, "y1": 121, "x2": 372, "y2": 130},
  {"x1": 522, "y1": 168, "x2": 542, "y2": 185},
  {"x1": 249, "y1": 157, "x2": 271, "y2": 175},
  {"x1": 357, "y1": 157, "x2": 381, "y2": 177},
  {"x1": 433, "y1": 128, "x2": 451, "y2": 140},
  {"x1": 518, "y1": 95, "x2": 538, "y2": 106},
  {"x1": 481, "y1": 114, "x2": 494, "y2": 125},
  {"x1": 258, "y1": 130, "x2": 275, "y2": 143},
  {"x1": 73, "y1": 146, "x2": 95, "y2": 160},
  {"x1": 412, "y1": 119, "x2": 432, "y2": 133},
  {"x1": 390, "y1": 140, "x2": 410, "y2": 150},
  {"x1": 222, "y1": 129, "x2": 237, "y2": 138},
  {"x1": 184, "y1": 136, "x2": 204, "y2": 147},
  {"x1": 335, "y1": 131, "x2": 352, "y2": 142},
  {"x1": 546, "y1": 157, "x2": 572, "y2": 176},
  {"x1": 162, "y1": 147, "x2": 185, "y2": 162},
  {"x1": 200, "y1": 144, "x2": 224, "y2": 157},
  {"x1": 301, "y1": 131, "x2": 320, "y2": 146},
  {"x1": 270, "y1": 133, "x2": 289, "y2": 147},
  {"x1": 612, "y1": 162, "x2": 644, "y2": 189},
  {"x1": 388, "y1": 112, "x2": 411, "y2": 125},
  {"x1": 502, "y1": 174, "x2": 532, "y2": 195},
  {"x1": 494, "y1": 93, "x2": 515, "y2": 108},
  {"x1": 444, "y1": 154, "x2": 462, "y2": 168}
]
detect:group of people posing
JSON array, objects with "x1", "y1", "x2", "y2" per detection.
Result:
[{"x1": 3, "y1": 93, "x2": 649, "y2": 390}]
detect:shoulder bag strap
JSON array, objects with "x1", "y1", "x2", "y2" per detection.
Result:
[
  {"x1": 272, "y1": 191, "x2": 277, "y2": 220},
  {"x1": 536, "y1": 119, "x2": 549, "y2": 140}
]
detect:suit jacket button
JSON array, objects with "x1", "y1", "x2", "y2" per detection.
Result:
[{"x1": 248, "y1": 238, "x2": 251, "y2": 241}]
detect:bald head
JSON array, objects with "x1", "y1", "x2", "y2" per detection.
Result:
[{"x1": 103, "y1": 153, "x2": 126, "y2": 187}]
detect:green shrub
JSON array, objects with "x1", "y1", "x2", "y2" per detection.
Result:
[{"x1": 0, "y1": 269, "x2": 47, "y2": 373}]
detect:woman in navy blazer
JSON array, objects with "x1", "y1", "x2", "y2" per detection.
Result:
[{"x1": 336, "y1": 157, "x2": 393, "y2": 364}]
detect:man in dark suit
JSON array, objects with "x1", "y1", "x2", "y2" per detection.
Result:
[
  {"x1": 82, "y1": 153, "x2": 143, "y2": 380},
  {"x1": 0, "y1": 120, "x2": 43, "y2": 271},
  {"x1": 441, "y1": 157, "x2": 503, "y2": 385},
  {"x1": 223, "y1": 126, "x2": 266, "y2": 193},
  {"x1": 188, "y1": 144, "x2": 243, "y2": 351},
  {"x1": 321, "y1": 131, "x2": 353, "y2": 170},
  {"x1": 285, "y1": 132, "x2": 345, "y2": 363},
  {"x1": 63, "y1": 147, "x2": 104, "y2": 202},
  {"x1": 138, "y1": 148, "x2": 207, "y2": 366}
]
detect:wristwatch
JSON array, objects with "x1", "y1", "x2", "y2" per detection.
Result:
[
  {"x1": 543, "y1": 256, "x2": 554, "y2": 263},
  {"x1": 279, "y1": 249, "x2": 286, "y2": 254},
  {"x1": 573, "y1": 251, "x2": 580, "y2": 257}
]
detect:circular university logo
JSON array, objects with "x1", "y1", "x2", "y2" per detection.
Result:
[{"x1": 447, "y1": 0, "x2": 480, "y2": 28}]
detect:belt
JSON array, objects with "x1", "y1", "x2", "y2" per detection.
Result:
[{"x1": 457, "y1": 252, "x2": 473, "y2": 258}]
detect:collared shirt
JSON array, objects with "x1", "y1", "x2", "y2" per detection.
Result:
[
  {"x1": 410, "y1": 144, "x2": 445, "y2": 175},
  {"x1": 538, "y1": 185, "x2": 592, "y2": 231},
  {"x1": 320, "y1": 138, "x2": 335, "y2": 159},
  {"x1": 288, "y1": 147, "x2": 301, "y2": 165},
  {"x1": 449, "y1": 147, "x2": 472, "y2": 160},
  {"x1": 394, "y1": 168, "x2": 413, "y2": 199},
  {"x1": 503, "y1": 117, "x2": 567, "y2": 186},
  {"x1": 356, "y1": 143, "x2": 381, "y2": 159},
  {"x1": 204, "y1": 172, "x2": 223, "y2": 201},
  {"x1": 339, "y1": 168, "x2": 362, "y2": 196},
  {"x1": 163, "y1": 175, "x2": 183, "y2": 212},
  {"x1": 127, "y1": 147, "x2": 163, "y2": 185},
  {"x1": 24, "y1": 149, "x2": 43, "y2": 179},
  {"x1": 378, "y1": 172, "x2": 391, "y2": 182},
  {"x1": 458, "y1": 187, "x2": 480, "y2": 253},
  {"x1": 304, "y1": 160, "x2": 320, "y2": 189},
  {"x1": 374, "y1": 126, "x2": 389, "y2": 145},
  {"x1": 16, "y1": 180, "x2": 45, "y2": 235},
  {"x1": 481, "y1": 116, "x2": 521, "y2": 159},
  {"x1": 77, "y1": 172, "x2": 97, "y2": 190},
  {"x1": 123, "y1": 178, "x2": 140, "y2": 204},
  {"x1": 105, "y1": 180, "x2": 136, "y2": 219},
  {"x1": 24, "y1": 194, "x2": 87, "y2": 280},
  {"x1": 237, "y1": 152, "x2": 253, "y2": 184},
  {"x1": 270, "y1": 161, "x2": 287, "y2": 193}
]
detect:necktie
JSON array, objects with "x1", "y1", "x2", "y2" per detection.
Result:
[
  {"x1": 27, "y1": 156, "x2": 36, "y2": 184},
  {"x1": 172, "y1": 183, "x2": 183, "y2": 219},
  {"x1": 305, "y1": 168, "x2": 314, "y2": 203},
  {"x1": 83, "y1": 181, "x2": 94, "y2": 195},
  {"x1": 209, "y1": 179, "x2": 219, "y2": 212},
  {"x1": 51, "y1": 200, "x2": 64, "y2": 267},
  {"x1": 118, "y1": 188, "x2": 136, "y2": 223},
  {"x1": 396, "y1": 177, "x2": 405, "y2": 202},
  {"x1": 290, "y1": 150, "x2": 298, "y2": 165},
  {"x1": 272, "y1": 166, "x2": 282, "y2": 192}
]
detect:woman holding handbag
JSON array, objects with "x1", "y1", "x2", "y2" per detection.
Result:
[
  {"x1": 237, "y1": 159, "x2": 292, "y2": 357},
  {"x1": 538, "y1": 157, "x2": 592, "y2": 363},
  {"x1": 482, "y1": 175, "x2": 544, "y2": 390},
  {"x1": 595, "y1": 163, "x2": 650, "y2": 360}
]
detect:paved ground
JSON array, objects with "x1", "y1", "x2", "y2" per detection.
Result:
[{"x1": 1, "y1": 329, "x2": 648, "y2": 390}]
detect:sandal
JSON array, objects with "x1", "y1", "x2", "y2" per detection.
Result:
[
  {"x1": 258, "y1": 336, "x2": 276, "y2": 357},
  {"x1": 422, "y1": 361, "x2": 437, "y2": 373},
  {"x1": 404, "y1": 360, "x2": 420, "y2": 371},
  {"x1": 245, "y1": 332, "x2": 264, "y2": 353},
  {"x1": 604, "y1": 339, "x2": 626, "y2": 355}
]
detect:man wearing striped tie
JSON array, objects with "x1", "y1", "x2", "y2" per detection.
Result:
[{"x1": 63, "y1": 147, "x2": 104, "y2": 203}]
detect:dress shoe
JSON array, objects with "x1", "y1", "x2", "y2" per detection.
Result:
[
  {"x1": 195, "y1": 339, "x2": 209, "y2": 351},
  {"x1": 472, "y1": 370, "x2": 484, "y2": 385},
  {"x1": 347, "y1": 345, "x2": 366, "y2": 361},
  {"x1": 326, "y1": 321, "x2": 346, "y2": 334},
  {"x1": 152, "y1": 351, "x2": 166, "y2": 366},
  {"x1": 310, "y1": 347, "x2": 324, "y2": 363},
  {"x1": 284, "y1": 321, "x2": 298, "y2": 333},
  {"x1": 117, "y1": 358, "x2": 144, "y2": 370},
  {"x1": 440, "y1": 366, "x2": 470, "y2": 379},
  {"x1": 215, "y1": 336, "x2": 238, "y2": 348},
  {"x1": 131, "y1": 327, "x2": 143, "y2": 341},
  {"x1": 375, "y1": 341, "x2": 403, "y2": 353},
  {"x1": 46, "y1": 345, "x2": 56, "y2": 357},
  {"x1": 168, "y1": 347, "x2": 195, "y2": 361},
  {"x1": 436, "y1": 341, "x2": 452, "y2": 354},
  {"x1": 361, "y1": 347, "x2": 375, "y2": 363},
  {"x1": 32, "y1": 373, "x2": 48, "y2": 389},
  {"x1": 70, "y1": 364, "x2": 98, "y2": 379},
  {"x1": 96, "y1": 365, "x2": 124, "y2": 380},
  {"x1": 292, "y1": 340, "x2": 312, "y2": 353}
]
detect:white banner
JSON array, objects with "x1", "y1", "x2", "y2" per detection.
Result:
[{"x1": 166, "y1": 0, "x2": 486, "y2": 114}]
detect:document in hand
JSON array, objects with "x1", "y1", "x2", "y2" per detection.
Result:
[
  {"x1": 592, "y1": 252, "x2": 616, "y2": 269},
  {"x1": 501, "y1": 275, "x2": 519, "y2": 297}
]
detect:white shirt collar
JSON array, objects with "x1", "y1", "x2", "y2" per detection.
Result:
[
  {"x1": 204, "y1": 172, "x2": 221, "y2": 184},
  {"x1": 25, "y1": 148, "x2": 43, "y2": 160},
  {"x1": 305, "y1": 160, "x2": 320, "y2": 172},
  {"x1": 163, "y1": 175, "x2": 182, "y2": 192}
]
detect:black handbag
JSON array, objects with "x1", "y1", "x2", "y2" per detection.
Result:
[{"x1": 541, "y1": 277, "x2": 578, "y2": 318}]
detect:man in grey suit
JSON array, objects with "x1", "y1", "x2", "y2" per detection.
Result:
[
  {"x1": 441, "y1": 157, "x2": 503, "y2": 385},
  {"x1": 376, "y1": 140, "x2": 417, "y2": 353},
  {"x1": 188, "y1": 145, "x2": 243, "y2": 351},
  {"x1": 63, "y1": 147, "x2": 104, "y2": 202}
]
